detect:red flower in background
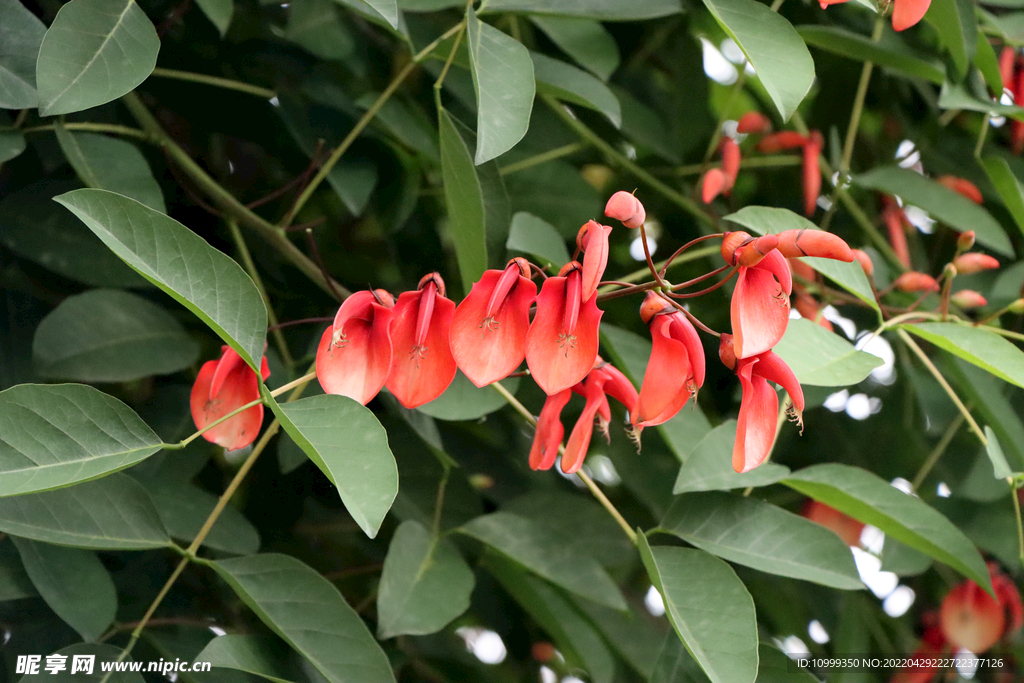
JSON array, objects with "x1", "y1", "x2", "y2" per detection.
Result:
[
  {"x1": 802, "y1": 131, "x2": 823, "y2": 216},
  {"x1": 191, "y1": 346, "x2": 270, "y2": 450},
  {"x1": 386, "y1": 273, "x2": 457, "y2": 409},
  {"x1": 802, "y1": 500, "x2": 864, "y2": 546},
  {"x1": 449, "y1": 258, "x2": 536, "y2": 388},
  {"x1": 316, "y1": 289, "x2": 395, "y2": 405}
]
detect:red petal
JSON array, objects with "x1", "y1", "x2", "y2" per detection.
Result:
[
  {"x1": 332, "y1": 290, "x2": 377, "y2": 329},
  {"x1": 634, "y1": 315, "x2": 693, "y2": 427},
  {"x1": 209, "y1": 346, "x2": 244, "y2": 400},
  {"x1": 803, "y1": 138, "x2": 822, "y2": 216},
  {"x1": 892, "y1": 0, "x2": 930, "y2": 31},
  {"x1": 776, "y1": 229, "x2": 854, "y2": 262},
  {"x1": 753, "y1": 350, "x2": 804, "y2": 415},
  {"x1": 721, "y1": 138, "x2": 741, "y2": 192},
  {"x1": 755, "y1": 131, "x2": 808, "y2": 153},
  {"x1": 736, "y1": 112, "x2": 771, "y2": 135},
  {"x1": 526, "y1": 281, "x2": 603, "y2": 395},
  {"x1": 669, "y1": 313, "x2": 706, "y2": 389},
  {"x1": 580, "y1": 221, "x2": 613, "y2": 302},
  {"x1": 598, "y1": 363, "x2": 638, "y2": 415},
  {"x1": 529, "y1": 389, "x2": 572, "y2": 470},
  {"x1": 190, "y1": 357, "x2": 264, "y2": 450},
  {"x1": 563, "y1": 376, "x2": 608, "y2": 474},
  {"x1": 701, "y1": 169, "x2": 726, "y2": 203},
  {"x1": 732, "y1": 266, "x2": 790, "y2": 359},
  {"x1": 733, "y1": 359, "x2": 779, "y2": 473},
  {"x1": 754, "y1": 249, "x2": 792, "y2": 295},
  {"x1": 386, "y1": 290, "x2": 457, "y2": 409},
  {"x1": 315, "y1": 305, "x2": 394, "y2": 405}
]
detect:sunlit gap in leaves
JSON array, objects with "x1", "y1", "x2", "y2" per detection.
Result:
[
  {"x1": 455, "y1": 627, "x2": 507, "y2": 664},
  {"x1": 991, "y1": 91, "x2": 1016, "y2": 128},
  {"x1": 807, "y1": 619, "x2": 830, "y2": 644},
  {"x1": 644, "y1": 585, "x2": 665, "y2": 617},
  {"x1": 853, "y1": 509, "x2": 917, "y2": 617},
  {"x1": 937, "y1": 482, "x2": 952, "y2": 497}
]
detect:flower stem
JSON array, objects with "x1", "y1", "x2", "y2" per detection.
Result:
[
  {"x1": 673, "y1": 155, "x2": 802, "y2": 176},
  {"x1": 499, "y1": 142, "x2": 588, "y2": 175},
  {"x1": 910, "y1": 412, "x2": 965, "y2": 492},
  {"x1": 149, "y1": 67, "x2": 275, "y2": 99},
  {"x1": 20, "y1": 122, "x2": 152, "y2": 141}
]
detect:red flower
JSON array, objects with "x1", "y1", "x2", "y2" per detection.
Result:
[
  {"x1": 891, "y1": 0, "x2": 931, "y2": 32},
  {"x1": 722, "y1": 231, "x2": 793, "y2": 359},
  {"x1": 632, "y1": 292, "x2": 705, "y2": 429},
  {"x1": 525, "y1": 261, "x2": 603, "y2": 395},
  {"x1": 449, "y1": 258, "x2": 536, "y2": 387},
  {"x1": 604, "y1": 191, "x2": 645, "y2": 229},
  {"x1": 316, "y1": 289, "x2": 395, "y2": 405},
  {"x1": 881, "y1": 200, "x2": 912, "y2": 268},
  {"x1": 720, "y1": 334, "x2": 804, "y2": 473},
  {"x1": 528, "y1": 388, "x2": 573, "y2": 471},
  {"x1": 755, "y1": 131, "x2": 807, "y2": 154},
  {"x1": 386, "y1": 273, "x2": 457, "y2": 409},
  {"x1": 736, "y1": 111, "x2": 771, "y2": 135},
  {"x1": 802, "y1": 500, "x2": 864, "y2": 546},
  {"x1": 941, "y1": 563, "x2": 1023, "y2": 653},
  {"x1": 190, "y1": 346, "x2": 270, "y2": 450},
  {"x1": 577, "y1": 220, "x2": 613, "y2": 302}
]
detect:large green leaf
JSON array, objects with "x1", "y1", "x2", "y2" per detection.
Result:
[
  {"x1": 197, "y1": 635, "x2": 296, "y2": 683},
  {"x1": 702, "y1": 0, "x2": 814, "y2": 121},
  {"x1": 285, "y1": 0, "x2": 355, "y2": 61},
  {"x1": 673, "y1": 422, "x2": 791, "y2": 494},
  {"x1": 32, "y1": 290, "x2": 199, "y2": 383},
  {"x1": 506, "y1": 211, "x2": 571, "y2": 270},
  {"x1": 724, "y1": 206, "x2": 877, "y2": 309},
  {"x1": 945, "y1": 358, "x2": 1024, "y2": 471},
  {"x1": 0, "y1": 473, "x2": 170, "y2": 550},
  {"x1": 531, "y1": 52, "x2": 620, "y2": 127},
  {"x1": 265, "y1": 391, "x2": 398, "y2": 539},
  {"x1": 195, "y1": 0, "x2": 233, "y2": 35},
  {"x1": 55, "y1": 127, "x2": 166, "y2": 212},
  {"x1": 480, "y1": 0, "x2": 683, "y2": 20},
  {"x1": 938, "y1": 80, "x2": 1024, "y2": 121},
  {"x1": 774, "y1": 319, "x2": 882, "y2": 386},
  {"x1": 211, "y1": 554, "x2": 395, "y2": 683},
  {"x1": 638, "y1": 537, "x2": 759, "y2": 683},
  {"x1": 0, "y1": 0, "x2": 47, "y2": 109},
  {"x1": 657, "y1": 492, "x2": 863, "y2": 590},
  {"x1": 0, "y1": 124, "x2": 25, "y2": 163},
  {"x1": 854, "y1": 166, "x2": 1013, "y2": 256},
  {"x1": 0, "y1": 537, "x2": 36, "y2": 600},
  {"x1": 18, "y1": 643, "x2": 143, "y2": 682},
  {"x1": 797, "y1": 25, "x2": 944, "y2": 84},
  {"x1": 418, "y1": 371, "x2": 520, "y2": 420},
  {"x1": 35, "y1": 0, "x2": 160, "y2": 116},
  {"x1": 903, "y1": 322, "x2": 1024, "y2": 388},
  {"x1": 0, "y1": 383, "x2": 163, "y2": 497},
  {"x1": 530, "y1": 16, "x2": 620, "y2": 81},
  {"x1": 459, "y1": 511, "x2": 627, "y2": 610},
  {"x1": 984, "y1": 427, "x2": 1018, "y2": 478},
  {"x1": 982, "y1": 157, "x2": 1024, "y2": 239},
  {"x1": 12, "y1": 537, "x2": 117, "y2": 641},
  {"x1": 466, "y1": 8, "x2": 535, "y2": 164},
  {"x1": 357, "y1": 0, "x2": 399, "y2": 28},
  {"x1": 377, "y1": 520, "x2": 474, "y2": 638},
  {"x1": 755, "y1": 644, "x2": 820, "y2": 683},
  {"x1": 54, "y1": 189, "x2": 268, "y2": 372},
  {"x1": 439, "y1": 108, "x2": 488, "y2": 294},
  {"x1": 924, "y1": 0, "x2": 975, "y2": 79},
  {"x1": 783, "y1": 463, "x2": 991, "y2": 591}
]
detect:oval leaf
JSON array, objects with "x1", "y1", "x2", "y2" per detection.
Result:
[
  {"x1": 417, "y1": 371, "x2": 520, "y2": 421},
  {"x1": 12, "y1": 537, "x2": 117, "y2": 641},
  {"x1": 360, "y1": 0, "x2": 399, "y2": 29},
  {"x1": 924, "y1": 0, "x2": 975, "y2": 79},
  {"x1": 467, "y1": 8, "x2": 535, "y2": 164},
  {"x1": 506, "y1": 211, "x2": 571, "y2": 270},
  {"x1": 439, "y1": 108, "x2": 488, "y2": 294},
  {"x1": 377, "y1": 520, "x2": 474, "y2": 638},
  {"x1": 782, "y1": 463, "x2": 992, "y2": 591},
  {"x1": 33, "y1": 289, "x2": 199, "y2": 383},
  {"x1": 702, "y1": 0, "x2": 814, "y2": 121},
  {"x1": 480, "y1": 0, "x2": 683, "y2": 21},
  {"x1": 797, "y1": 25, "x2": 945, "y2": 84},
  {"x1": 530, "y1": 16, "x2": 620, "y2": 81},
  {"x1": 197, "y1": 634, "x2": 295, "y2": 683},
  {"x1": 0, "y1": 473, "x2": 170, "y2": 549},
  {"x1": 903, "y1": 322, "x2": 1024, "y2": 388},
  {"x1": 0, "y1": 383, "x2": 163, "y2": 497},
  {"x1": 195, "y1": 0, "x2": 233, "y2": 35},
  {"x1": 55, "y1": 127, "x2": 166, "y2": 212},
  {"x1": 673, "y1": 421, "x2": 791, "y2": 494},
  {"x1": 774, "y1": 319, "x2": 883, "y2": 386},
  {"x1": 638, "y1": 537, "x2": 759, "y2": 683},
  {"x1": 0, "y1": 0, "x2": 47, "y2": 109},
  {"x1": 35, "y1": 0, "x2": 160, "y2": 116},
  {"x1": 54, "y1": 189, "x2": 268, "y2": 372},
  {"x1": 657, "y1": 491, "x2": 863, "y2": 590},
  {"x1": 531, "y1": 52, "x2": 620, "y2": 127},
  {"x1": 265, "y1": 391, "x2": 399, "y2": 539},
  {"x1": 211, "y1": 553, "x2": 396, "y2": 683},
  {"x1": 982, "y1": 156, "x2": 1024, "y2": 239}
]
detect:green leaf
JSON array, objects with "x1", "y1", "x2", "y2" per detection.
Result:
[
  {"x1": 651, "y1": 632, "x2": 710, "y2": 683},
  {"x1": 0, "y1": 473, "x2": 170, "y2": 549},
  {"x1": 945, "y1": 358, "x2": 1024, "y2": 472},
  {"x1": 701, "y1": 0, "x2": 814, "y2": 121},
  {"x1": 773, "y1": 319, "x2": 883, "y2": 387},
  {"x1": 783, "y1": 463, "x2": 992, "y2": 591},
  {"x1": 439, "y1": 108, "x2": 488, "y2": 294},
  {"x1": 0, "y1": 383, "x2": 163, "y2": 497},
  {"x1": 54, "y1": 189, "x2": 268, "y2": 372},
  {"x1": 357, "y1": 0, "x2": 399, "y2": 28},
  {"x1": 211, "y1": 554, "x2": 396, "y2": 683},
  {"x1": 0, "y1": 537, "x2": 37, "y2": 600},
  {"x1": 506, "y1": 211, "x2": 570, "y2": 269},
  {"x1": 55, "y1": 127, "x2": 166, "y2": 212},
  {"x1": 982, "y1": 156, "x2": 1024, "y2": 238},
  {"x1": 723, "y1": 206, "x2": 877, "y2": 309},
  {"x1": 197, "y1": 635, "x2": 296, "y2": 683},
  {"x1": 466, "y1": 8, "x2": 535, "y2": 164},
  {"x1": 975, "y1": 32, "x2": 1004, "y2": 96},
  {"x1": 12, "y1": 537, "x2": 116, "y2": 641},
  {"x1": 638, "y1": 537, "x2": 759, "y2": 683},
  {"x1": 18, "y1": 643, "x2": 144, "y2": 682},
  {"x1": 505, "y1": 158, "x2": 603, "y2": 238},
  {"x1": 924, "y1": 0, "x2": 976, "y2": 79},
  {"x1": 417, "y1": 370, "x2": 520, "y2": 420},
  {"x1": 673, "y1": 421, "x2": 790, "y2": 494},
  {"x1": 903, "y1": 322, "x2": 1024, "y2": 388},
  {"x1": 135, "y1": 478, "x2": 260, "y2": 555},
  {"x1": 265, "y1": 391, "x2": 398, "y2": 539},
  {"x1": 480, "y1": 0, "x2": 683, "y2": 21},
  {"x1": 570, "y1": 598, "x2": 667, "y2": 681},
  {"x1": 755, "y1": 644, "x2": 820, "y2": 683},
  {"x1": 35, "y1": 0, "x2": 160, "y2": 116},
  {"x1": 797, "y1": 25, "x2": 945, "y2": 84},
  {"x1": 985, "y1": 426, "x2": 1019, "y2": 478},
  {"x1": 32, "y1": 289, "x2": 199, "y2": 383},
  {"x1": 855, "y1": 166, "x2": 1013, "y2": 255},
  {"x1": 657, "y1": 492, "x2": 863, "y2": 590},
  {"x1": 531, "y1": 52, "x2": 620, "y2": 127},
  {"x1": 0, "y1": 0, "x2": 47, "y2": 109},
  {"x1": 938, "y1": 80, "x2": 1024, "y2": 121},
  {"x1": 285, "y1": 0, "x2": 355, "y2": 61},
  {"x1": 530, "y1": 16, "x2": 620, "y2": 81},
  {"x1": 196, "y1": 0, "x2": 234, "y2": 35},
  {"x1": 459, "y1": 511, "x2": 627, "y2": 610},
  {"x1": 377, "y1": 520, "x2": 474, "y2": 638},
  {"x1": 0, "y1": 125, "x2": 25, "y2": 163},
  {"x1": 881, "y1": 537, "x2": 934, "y2": 576}
]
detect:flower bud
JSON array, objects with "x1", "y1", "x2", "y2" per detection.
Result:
[
  {"x1": 701, "y1": 168, "x2": 727, "y2": 204},
  {"x1": 755, "y1": 131, "x2": 808, "y2": 154},
  {"x1": 639, "y1": 291, "x2": 674, "y2": 324},
  {"x1": 894, "y1": 272, "x2": 940, "y2": 293},
  {"x1": 718, "y1": 333, "x2": 737, "y2": 370},
  {"x1": 736, "y1": 111, "x2": 772, "y2": 135},
  {"x1": 721, "y1": 138, "x2": 741, "y2": 193},
  {"x1": 736, "y1": 234, "x2": 779, "y2": 267},
  {"x1": 418, "y1": 272, "x2": 445, "y2": 296},
  {"x1": 852, "y1": 249, "x2": 874, "y2": 278},
  {"x1": 1008, "y1": 298, "x2": 1024, "y2": 314},
  {"x1": 950, "y1": 290, "x2": 987, "y2": 308},
  {"x1": 954, "y1": 253, "x2": 1000, "y2": 275},
  {"x1": 721, "y1": 231, "x2": 753, "y2": 265},
  {"x1": 957, "y1": 230, "x2": 976, "y2": 252},
  {"x1": 604, "y1": 191, "x2": 645, "y2": 228}
]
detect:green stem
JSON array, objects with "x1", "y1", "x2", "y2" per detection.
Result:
[
  {"x1": 149, "y1": 67, "x2": 276, "y2": 99},
  {"x1": 433, "y1": 16, "x2": 468, "y2": 111},
  {"x1": 20, "y1": 122, "x2": 152, "y2": 141},
  {"x1": 120, "y1": 91, "x2": 350, "y2": 300},
  {"x1": 431, "y1": 466, "x2": 451, "y2": 536},
  {"x1": 673, "y1": 154, "x2": 802, "y2": 176},
  {"x1": 974, "y1": 115, "x2": 991, "y2": 159},
  {"x1": 910, "y1": 412, "x2": 965, "y2": 491},
  {"x1": 498, "y1": 142, "x2": 587, "y2": 175},
  {"x1": 1010, "y1": 482, "x2": 1024, "y2": 568},
  {"x1": 226, "y1": 219, "x2": 294, "y2": 368},
  {"x1": 282, "y1": 21, "x2": 466, "y2": 228}
]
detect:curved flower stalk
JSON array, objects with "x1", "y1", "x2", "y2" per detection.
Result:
[
  {"x1": 316, "y1": 289, "x2": 395, "y2": 404},
  {"x1": 632, "y1": 292, "x2": 705, "y2": 429},
  {"x1": 449, "y1": 258, "x2": 537, "y2": 387},
  {"x1": 526, "y1": 261, "x2": 603, "y2": 395},
  {"x1": 191, "y1": 346, "x2": 271, "y2": 450},
  {"x1": 386, "y1": 273, "x2": 457, "y2": 409}
]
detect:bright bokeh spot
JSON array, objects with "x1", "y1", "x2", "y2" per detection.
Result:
[
  {"x1": 808, "y1": 620, "x2": 830, "y2": 644},
  {"x1": 883, "y1": 585, "x2": 915, "y2": 617},
  {"x1": 701, "y1": 38, "x2": 738, "y2": 85},
  {"x1": 645, "y1": 585, "x2": 665, "y2": 616}
]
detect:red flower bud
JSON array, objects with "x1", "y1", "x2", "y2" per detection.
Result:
[
  {"x1": 721, "y1": 231, "x2": 753, "y2": 265},
  {"x1": 803, "y1": 131, "x2": 823, "y2": 217},
  {"x1": 802, "y1": 500, "x2": 864, "y2": 547},
  {"x1": 776, "y1": 229, "x2": 854, "y2": 261},
  {"x1": 891, "y1": 0, "x2": 931, "y2": 31},
  {"x1": 950, "y1": 290, "x2": 987, "y2": 308},
  {"x1": 604, "y1": 191, "x2": 646, "y2": 228},
  {"x1": 755, "y1": 131, "x2": 808, "y2": 154},
  {"x1": 852, "y1": 249, "x2": 874, "y2": 278},
  {"x1": 957, "y1": 230, "x2": 976, "y2": 251},
  {"x1": 701, "y1": 168, "x2": 727, "y2": 203},
  {"x1": 953, "y1": 253, "x2": 1000, "y2": 274},
  {"x1": 721, "y1": 138, "x2": 741, "y2": 193},
  {"x1": 894, "y1": 272, "x2": 940, "y2": 293},
  {"x1": 1000, "y1": 47, "x2": 1016, "y2": 91},
  {"x1": 736, "y1": 111, "x2": 772, "y2": 135}
]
